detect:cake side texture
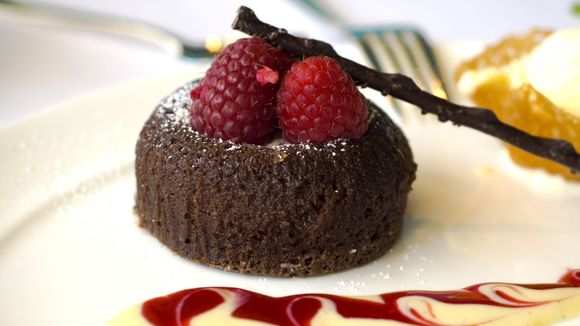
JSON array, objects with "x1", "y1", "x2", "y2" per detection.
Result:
[{"x1": 135, "y1": 81, "x2": 416, "y2": 276}]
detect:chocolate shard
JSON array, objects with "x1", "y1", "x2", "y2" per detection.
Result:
[{"x1": 232, "y1": 5, "x2": 580, "y2": 173}]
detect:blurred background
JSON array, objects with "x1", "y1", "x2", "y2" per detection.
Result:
[{"x1": 0, "y1": 0, "x2": 578, "y2": 127}]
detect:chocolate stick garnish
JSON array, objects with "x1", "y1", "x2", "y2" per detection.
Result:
[{"x1": 233, "y1": 6, "x2": 580, "y2": 172}]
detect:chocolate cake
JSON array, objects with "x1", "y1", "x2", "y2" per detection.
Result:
[{"x1": 135, "y1": 81, "x2": 416, "y2": 277}]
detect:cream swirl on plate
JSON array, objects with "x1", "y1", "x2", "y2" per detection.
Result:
[{"x1": 108, "y1": 269, "x2": 580, "y2": 326}]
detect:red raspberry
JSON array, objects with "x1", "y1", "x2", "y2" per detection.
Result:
[
  {"x1": 277, "y1": 56, "x2": 368, "y2": 143},
  {"x1": 190, "y1": 37, "x2": 292, "y2": 144}
]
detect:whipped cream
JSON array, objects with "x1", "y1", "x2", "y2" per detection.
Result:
[
  {"x1": 526, "y1": 29, "x2": 580, "y2": 117},
  {"x1": 458, "y1": 28, "x2": 580, "y2": 118}
]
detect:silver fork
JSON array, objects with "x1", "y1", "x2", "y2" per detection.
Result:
[
  {"x1": 2, "y1": 0, "x2": 449, "y2": 126},
  {"x1": 298, "y1": 1, "x2": 448, "y2": 126},
  {"x1": 355, "y1": 28, "x2": 448, "y2": 125},
  {"x1": 0, "y1": 0, "x2": 221, "y2": 58}
]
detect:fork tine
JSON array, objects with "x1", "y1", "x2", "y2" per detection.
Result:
[
  {"x1": 378, "y1": 31, "x2": 425, "y2": 126},
  {"x1": 357, "y1": 33, "x2": 404, "y2": 120},
  {"x1": 359, "y1": 32, "x2": 423, "y2": 125},
  {"x1": 354, "y1": 28, "x2": 447, "y2": 126},
  {"x1": 382, "y1": 31, "x2": 427, "y2": 90},
  {"x1": 400, "y1": 30, "x2": 448, "y2": 100},
  {"x1": 384, "y1": 30, "x2": 440, "y2": 125},
  {"x1": 399, "y1": 31, "x2": 434, "y2": 93}
]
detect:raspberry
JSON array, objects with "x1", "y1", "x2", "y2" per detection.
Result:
[
  {"x1": 190, "y1": 37, "x2": 292, "y2": 144},
  {"x1": 277, "y1": 56, "x2": 368, "y2": 143}
]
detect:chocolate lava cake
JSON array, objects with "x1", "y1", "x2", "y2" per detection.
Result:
[{"x1": 135, "y1": 81, "x2": 416, "y2": 277}]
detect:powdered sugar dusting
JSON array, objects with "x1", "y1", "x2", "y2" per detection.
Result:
[
  {"x1": 153, "y1": 80, "x2": 377, "y2": 162},
  {"x1": 157, "y1": 81, "x2": 194, "y2": 129},
  {"x1": 225, "y1": 144, "x2": 241, "y2": 151}
]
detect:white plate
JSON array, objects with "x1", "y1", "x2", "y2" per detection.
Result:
[{"x1": 1, "y1": 44, "x2": 579, "y2": 326}]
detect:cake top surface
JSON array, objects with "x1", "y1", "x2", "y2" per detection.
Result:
[{"x1": 153, "y1": 80, "x2": 383, "y2": 161}]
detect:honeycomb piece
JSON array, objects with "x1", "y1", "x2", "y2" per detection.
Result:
[{"x1": 457, "y1": 29, "x2": 580, "y2": 181}]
